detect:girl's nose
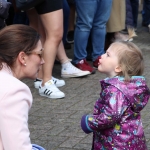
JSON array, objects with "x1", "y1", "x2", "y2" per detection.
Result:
[{"x1": 101, "y1": 54, "x2": 104, "y2": 58}]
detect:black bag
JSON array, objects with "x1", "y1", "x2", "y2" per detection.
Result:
[
  {"x1": 15, "y1": 0, "x2": 45, "y2": 11},
  {"x1": 0, "y1": 0, "x2": 11, "y2": 19}
]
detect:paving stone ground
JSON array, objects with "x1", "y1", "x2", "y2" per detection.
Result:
[{"x1": 23, "y1": 13, "x2": 150, "y2": 150}]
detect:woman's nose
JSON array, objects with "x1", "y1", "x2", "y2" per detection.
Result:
[{"x1": 41, "y1": 58, "x2": 45, "y2": 65}]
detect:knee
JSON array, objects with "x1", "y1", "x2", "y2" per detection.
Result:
[
  {"x1": 53, "y1": 28, "x2": 63, "y2": 42},
  {"x1": 76, "y1": 23, "x2": 92, "y2": 32},
  {"x1": 47, "y1": 27, "x2": 63, "y2": 43}
]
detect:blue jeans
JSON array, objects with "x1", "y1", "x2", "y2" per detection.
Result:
[{"x1": 73, "y1": 0, "x2": 112, "y2": 64}]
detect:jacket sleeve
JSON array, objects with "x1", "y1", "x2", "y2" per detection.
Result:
[
  {"x1": 0, "y1": 86, "x2": 33, "y2": 150},
  {"x1": 81, "y1": 85, "x2": 128, "y2": 133}
]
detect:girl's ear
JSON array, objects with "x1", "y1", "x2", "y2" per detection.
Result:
[
  {"x1": 17, "y1": 52, "x2": 27, "y2": 66},
  {"x1": 115, "y1": 65, "x2": 122, "y2": 73}
]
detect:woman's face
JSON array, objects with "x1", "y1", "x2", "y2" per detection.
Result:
[{"x1": 24, "y1": 40, "x2": 44, "y2": 79}]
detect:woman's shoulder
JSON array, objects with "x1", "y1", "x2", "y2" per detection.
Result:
[
  {"x1": 1, "y1": 71, "x2": 28, "y2": 88},
  {"x1": 0, "y1": 70, "x2": 32, "y2": 98}
]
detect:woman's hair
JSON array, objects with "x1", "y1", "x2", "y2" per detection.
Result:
[
  {"x1": 111, "y1": 41, "x2": 144, "y2": 81},
  {"x1": 0, "y1": 24, "x2": 40, "y2": 69}
]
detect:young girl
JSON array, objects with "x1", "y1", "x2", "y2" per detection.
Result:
[{"x1": 81, "y1": 41, "x2": 150, "y2": 150}]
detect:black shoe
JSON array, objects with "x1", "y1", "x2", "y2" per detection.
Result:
[
  {"x1": 142, "y1": 22, "x2": 148, "y2": 27},
  {"x1": 120, "y1": 29, "x2": 128, "y2": 34},
  {"x1": 66, "y1": 30, "x2": 74, "y2": 44},
  {"x1": 64, "y1": 42, "x2": 72, "y2": 50}
]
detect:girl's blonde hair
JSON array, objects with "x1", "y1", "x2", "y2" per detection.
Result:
[{"x1": 111, "y1": 41, "x2": 144, "y2": 81}]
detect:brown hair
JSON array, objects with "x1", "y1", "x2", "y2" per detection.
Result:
[
  {"x1": 0, "y1": 24, "x2": 40, "y2": 69},
  {"x1": 111, "y1": 41, "x2": 144, "y2": 81}
]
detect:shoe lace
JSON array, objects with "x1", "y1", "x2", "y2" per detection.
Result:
[{"x1": 69, "y1": 63, "x2": 81, "y2": 71}]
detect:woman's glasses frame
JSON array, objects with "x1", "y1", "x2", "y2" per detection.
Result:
[{"x1": 26, "y1": 49, "x2": 43, "y2": 59}]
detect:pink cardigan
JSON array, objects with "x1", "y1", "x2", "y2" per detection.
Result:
[{"x1": 0, "y1": 65, "x2": 33, "y2": 150}]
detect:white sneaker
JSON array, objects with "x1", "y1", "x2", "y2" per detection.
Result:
[
  {"x1": 34, "y1": 77, "x2": 65, "y2": 89},
  {"x1": 61, "y1": 61, "x2": 90, "y2": 78},
  {"x1": 39, "y1": 80, "x2": 65, "y2": 99}
]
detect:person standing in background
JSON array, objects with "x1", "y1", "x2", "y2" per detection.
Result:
[
  {"x1": 72, "y1": 0, "x2": 112, "y2": 73},
  {"x1": 27, "y1": 0, "x2": 90, "y2": 99}
]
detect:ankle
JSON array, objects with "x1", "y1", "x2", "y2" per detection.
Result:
[
  {"x1": 60, "y1": 59, "x2": 70, "y2": 64},
  {"x1": 42, "y1": 78, "x2": 53, "y2": 86},
  {"x1": 61, "y1": 60, "x2": 71, "y2": 67}
]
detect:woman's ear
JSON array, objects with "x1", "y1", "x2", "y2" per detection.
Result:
[
  {"x1": 115, "y1": 65, "x2": 122, "y2": 73},
  {"x1": 17, "y1": 52, "x2": 27, "y2": 66}
]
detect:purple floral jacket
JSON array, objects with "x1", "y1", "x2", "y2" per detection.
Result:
[{"x1": 81, "y1": 76, "x2": 150, "y2": 150}]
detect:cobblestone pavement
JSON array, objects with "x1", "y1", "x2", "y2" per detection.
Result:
[{"x1": 23, "y1": 14, "x2": 150, "y2": 150}]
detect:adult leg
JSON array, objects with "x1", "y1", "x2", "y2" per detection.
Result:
[
  {"x1": 66, "y1": 2, "x2": 76, "y2": 44},
  {"x1": 27, "y1": 7, "x2": 65, "y2": 98},
  {"x1": 130, "y1": 0, "x2": 139, "y2": 28},
  {"x1": 92, "y1": 0, "x2": 112, "y2": 61},
  {"x1": 39, "y1": 10, "x2": 63, "y2": 84},
  {"x1": 73, "y1": 0, "x2": 96, "y2": 64},
  {"x1": 26, "y1": 9, "x2": 45, "y2": 79},
  {"x1": 143, "y1": 0, "x2": 150, "y2": 26},
  {"x1": 57, "y1": 41, "x2": 91, "y2": 78},
  {"x1": 125, "y1": 0, "x2": 134, "y2": 29},
  {"x1": 62, "y1": 0, "x2": 70, "y2": 44},
  {"x1": 72, "y1": 0, "x2": 97, "y2": 73}
]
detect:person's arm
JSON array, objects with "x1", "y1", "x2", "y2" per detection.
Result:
[
  {"x1": 0, "y1": 85, "x2": 33, "y2": 150},
  {"x1": 81, "y1": 86, "x2": 128, "y2": 133}
]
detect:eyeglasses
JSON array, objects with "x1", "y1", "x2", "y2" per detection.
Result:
[{"x1": 26, "y1": 49, "x2": 43, "y2": 59}]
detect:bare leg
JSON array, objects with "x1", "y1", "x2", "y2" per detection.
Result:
[
  {"x1": 27, "y1": 9, "x2": 63, "y2": 85},
  {"x1": 57, "y1": 41, "x2": 69, "y2": 64},
  {"x1": 39, "y1": 10, "x2": 63, "y2": 85},
  {"x1": 26, "y1": 9, "x2": 45, "y2": 79}
]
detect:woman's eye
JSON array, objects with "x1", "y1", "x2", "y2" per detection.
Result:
[
  {"x1": 106, "y1": 53, "x2": 109, "y2": 57},
  {"x1": 38, "y1": 54, "x2": 42, "y2": 58}
]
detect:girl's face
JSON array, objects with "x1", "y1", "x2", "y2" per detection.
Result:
[
  {"x1": 24, "y1": 40, "x2": 45, "y2": 79},
  {"x1": 98, "y1": 45, "x2": 121, "y2": 78}
]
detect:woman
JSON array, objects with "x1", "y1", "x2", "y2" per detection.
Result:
[{"x1": 0, "y1": 24, "x2": 45, "y2": 150}]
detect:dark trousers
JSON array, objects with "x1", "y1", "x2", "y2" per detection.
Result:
[
  {"x1": 142, "y1": 0, "x2": 150, "y2": 26},
  {"x1": 130, "y1": 0, "x2": 139, "y2": 28},
  {"x1": 63, "y1": 0, "x2": 70, "y2": 44},
  {"x1": 13, "y1": 12, "x2": 29, "y2": 25}
]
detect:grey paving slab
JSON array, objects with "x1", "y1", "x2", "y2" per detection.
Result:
[{"x1": 23, "y1": 13, "x2": 150, "y2": 150}]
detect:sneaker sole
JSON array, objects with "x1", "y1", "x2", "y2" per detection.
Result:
[
  {"x1": 61, "y1": 72, "x2": 91, "y2": 78},
  {"x1": 34, "y1": 82, "x2": 65, "y2": 89},
  {"x1": 66, "y1": 39, "x2": 74, "y2": 44},
  {"x1": 56, "y1": 83, "x2": 65, "y2": 87},
  {"x1": 91, "y1": 70, "x2": 96, "y2": 74},
  {"x1": 39, "y1": 93, "x2": 65, "y2": 99}
]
